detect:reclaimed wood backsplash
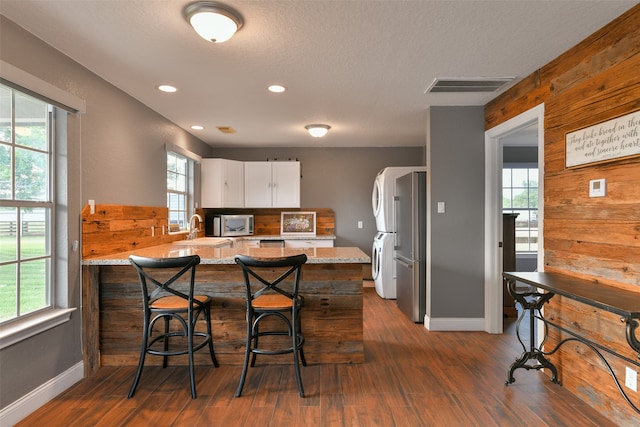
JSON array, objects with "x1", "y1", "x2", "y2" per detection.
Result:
[
  {"x1": 485, "y1": 5, "x2": 640, "y2": 423},
  {"x1": 82, "y1": 205, "x2": 335, "y2": 259},
  {"x1": 204, "y1": 207, "x2": 335, "y2": 236},
  {"x1": 81, "y1": 204, "x2": 200, "y2": 258}
]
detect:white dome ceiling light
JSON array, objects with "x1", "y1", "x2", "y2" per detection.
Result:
[
  {"x1": 184, "y1": 2, "x2": 243, "y2": 43},
  {"x1": 305, "y1": 124, "x2": 331, "y2": 138}
]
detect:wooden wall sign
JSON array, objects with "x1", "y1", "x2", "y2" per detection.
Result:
[{"x1": 565, "y1": 109, "x2": 640, "y2": 168}]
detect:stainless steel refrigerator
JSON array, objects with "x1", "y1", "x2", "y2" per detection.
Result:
[{"x1": 394, "y1": 171, "x2": 427, "y2": 322}]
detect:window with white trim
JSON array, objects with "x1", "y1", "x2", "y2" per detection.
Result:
[
  {"x1": 0, "y1": 84, "x2": 54, "y2": 324},
  {"x1": 167, "y1": 151, "x2": 190, "y2": 230},
  {"x1": 503, "y1": 166, "x2": 538, "y2": 252}
]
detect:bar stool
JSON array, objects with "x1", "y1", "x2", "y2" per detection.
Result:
[
  {"x1": 234, "y1": 253, "x2": 308, "y2": 397},
  {"x1": 128, "y1": 254, "x2": 218, "y2": 399}
]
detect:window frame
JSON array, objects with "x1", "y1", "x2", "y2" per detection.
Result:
[
  {"x1": 502, "y1": 163, "x2": 539, "y2": 253},
  {"x1": 0, "y1": 78, "x2": 77, "y2": 349},
  {"x1": 167, "y1": 151, "x2": 193, "y2": 232},
  {"x1": 0, "y1": 86, "x2": 55, "y2": 325}
]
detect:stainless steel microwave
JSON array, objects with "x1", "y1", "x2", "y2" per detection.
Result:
[{"x1": 208, "y1": 214, "x2": 254, "y2": 237}]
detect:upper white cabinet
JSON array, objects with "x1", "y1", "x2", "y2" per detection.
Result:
[
  {"x1": 244, "y1": 161, "x2": 300, "y2": 208},
  {"x1": 201, "y1": 159, "x2": 244, "y2": 208}
]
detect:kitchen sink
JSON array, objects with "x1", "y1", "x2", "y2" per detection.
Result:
[{"x1": 174, "y1": 237, "x2": 232, "y2": 247}]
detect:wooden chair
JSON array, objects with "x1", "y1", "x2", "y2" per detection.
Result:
[
  {"x1": 234, "y1": 253, "x2": 308, "y2": 397},
  {"x1": 128, "y1": 254, "x2": 218, "y2": 399}
]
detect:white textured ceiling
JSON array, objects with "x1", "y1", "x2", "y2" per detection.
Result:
[{"x1": 0, "y1": 1, "x2": 636, "y2": 148}]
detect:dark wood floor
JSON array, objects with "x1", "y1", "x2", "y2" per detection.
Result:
[{"x1": 17, "y1": 287, "x2": 615, "y2": 426}]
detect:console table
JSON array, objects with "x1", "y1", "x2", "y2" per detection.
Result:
[{"x1": 503, "y1": 271, "x2": 640, "y2": 415}]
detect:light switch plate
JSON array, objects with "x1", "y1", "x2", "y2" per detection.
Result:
[
  {"x1": 437, "y1": 202, "x2": 445, "y2": 213},
  {"x1": 589, "y1": 179, "x2": 606, "y2": 197}
]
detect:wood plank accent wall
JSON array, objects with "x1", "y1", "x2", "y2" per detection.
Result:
[
  {"x1": 81, "y1": 204, "x2": 203, "y2": 258},
  {"x1": 485, "y1": 5, "x2": 640, "y2": 423}
]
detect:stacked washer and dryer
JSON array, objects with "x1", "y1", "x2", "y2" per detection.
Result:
[{"x1": 371, "y1": 166, "x2": 427, "y2": 299}]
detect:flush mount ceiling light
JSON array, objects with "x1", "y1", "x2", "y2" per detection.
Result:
[
  {"x1": 190, "y1": 125, "x2": 204, "y2": 130},
  {"x1": 305, "y1": 124, "x2": 331, "y2": 138},
  {"x1": 184, "y1": 2, "x2": 243, "y2": 43}
]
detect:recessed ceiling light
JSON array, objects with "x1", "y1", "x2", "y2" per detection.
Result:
[
  {"x1": 158, "y1": 84, "x2": 177, "y2": 93},
  {"x1": 268, "y1": 84, "x2": 287, "y2": 93},
  {"x1": 191, "y1": 125, "x2": 204, "y2": 130}
]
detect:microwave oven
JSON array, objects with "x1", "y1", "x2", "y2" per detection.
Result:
[{"x1": 207, "y1": 214, "x2": 254, "y2": 237}]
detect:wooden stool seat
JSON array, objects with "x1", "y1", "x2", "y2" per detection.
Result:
[{"x1": 150, "y1": 295, "x2": 211, "y2": 310}]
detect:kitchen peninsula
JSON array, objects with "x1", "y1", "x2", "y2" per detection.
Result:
[{"x1": 81, "y1": 243, "x2": 370, "y2": 376}]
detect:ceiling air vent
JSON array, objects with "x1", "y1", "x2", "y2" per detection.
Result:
[
  {"x1": 425, "y1": 77, "x2": 514, "y2": 93},
  {"x1": 217, "y1": 126, "x2": 236, "y2": 134}
]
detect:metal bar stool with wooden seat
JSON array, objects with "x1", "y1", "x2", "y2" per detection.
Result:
[
  {"x1": 128, "y1": 254, "x2": 218, "y2": 399},
  {"x1": 234, "y1": 253, "x2": 308, "y2": 397}
]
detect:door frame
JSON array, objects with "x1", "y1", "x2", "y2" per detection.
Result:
[{"x1": 484, "y1": 104, "x2": 545, "y2": 333}]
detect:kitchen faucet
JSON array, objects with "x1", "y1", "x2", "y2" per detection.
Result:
[{"x1": 187, "y1": 213, "x2": 203, "y2": 240}]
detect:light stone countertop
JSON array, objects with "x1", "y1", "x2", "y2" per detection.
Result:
[
  {"x1": 82, "y1": 243, "x2": 369, "y2": 266},
  {"x1": 237, "y1": 234, "x2": 336, "y2": 240}
]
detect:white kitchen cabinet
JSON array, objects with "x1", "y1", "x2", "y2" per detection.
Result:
[
  {"x1": 284, "y1": 239, "x2": 334, "y2": 248},
  {"x1": 244, "y1": 161, "x2": 300, "y2": 208},
  {"x1": 201, "y1": 159, "x2": 244, "y2": 208}
]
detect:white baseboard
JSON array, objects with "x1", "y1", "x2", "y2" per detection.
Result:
[
  {"x1": 424, "y1": 316, "x2": 485, "y2": 331},
  {"x1": 0, "y1": 361, "x2": 84, "y2": 427}
]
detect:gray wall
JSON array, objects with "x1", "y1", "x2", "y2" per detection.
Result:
[
  {"x1": 427, "y1": 106, "x2": 485, "y2": 319},
  {"x1": 212, "y1": 147, "x2": 425, "y2": 254},
  {"x1": 0, "y1": 16, "x2": 210, "y2": 410},
  {"x1": 504, "y1": 146, "x2": 538, "y2": 163}
]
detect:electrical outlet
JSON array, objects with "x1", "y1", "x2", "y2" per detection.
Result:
[
  {"x1": 88, "y1": 199, "x2": 95, "y2": 214},
  {"x1": 625, "y1": 366, "x2": 637, "y2": 392}
]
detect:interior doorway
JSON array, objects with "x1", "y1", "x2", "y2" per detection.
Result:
[{"x1": 484, "y1": 104, "x2": 545, "y2": 334}]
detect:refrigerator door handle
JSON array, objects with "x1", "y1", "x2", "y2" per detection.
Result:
[
  {"x1": 395, "y1": 257, "x2": 413, "y2": 268},
  {"x1": 393, "y1": 195, "x2": 400, "y2": 250}
]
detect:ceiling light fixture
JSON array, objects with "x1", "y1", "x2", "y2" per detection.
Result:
[
  {"x1": 191, "y1": 125, "x2": 204, "y2": 130},
  {"x1": 184, "y1": 2, "x2": 243, "y2": 43},
  {"x1": 158, "y1": 84, "x2": 177, "y2": 93},
  {"x1": 305, "y1": 124, "x2": 331, "y2": 138},
  {"x1": 268, "y1": 84, "x2": 287, "y2": 93}
]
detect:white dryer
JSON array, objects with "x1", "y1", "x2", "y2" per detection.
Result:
[
  {"x1": 372, "y1": 232, "x2": 396, "y2": 299},
  {"x1": 372, "y1": 166, "x2": 426, "y2": 232}
]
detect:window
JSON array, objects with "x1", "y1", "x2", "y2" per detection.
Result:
[
  {"x1": 167, "y1": 152, "x2": 189, "y2": 230},
  {"x1": 503, "y1": 166, "x2": 538, "y2": 252},
  {"x1": 0, "y1": 84, "x2": 54, "y2": 324}
]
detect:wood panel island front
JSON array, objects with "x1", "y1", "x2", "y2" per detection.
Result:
[{"x1": 81, "y1": 244, "x2": 370, "y2": 376}]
